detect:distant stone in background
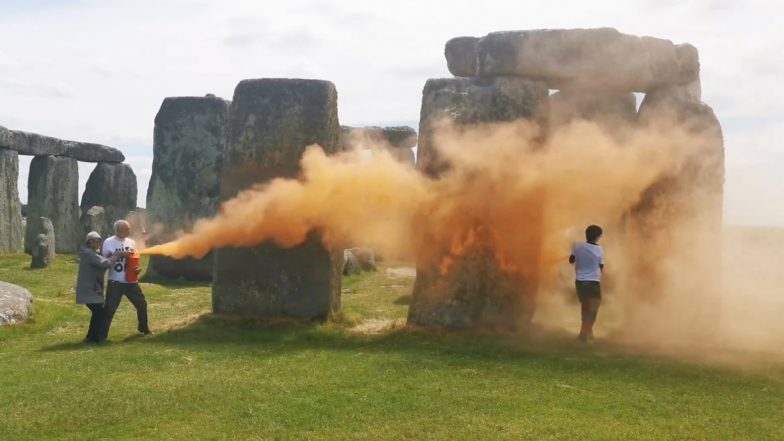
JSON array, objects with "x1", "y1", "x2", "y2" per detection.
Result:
[
  {"x1": 340, "y1": 126, "x2": 417, "y2": 148},
  {"x1": 81, "y1": 162, "x2": 137, "y2": 235},
  {"x1": 212, "y1": 78, "x2": 343, "y2": 320},
  {"x1": 348, "y1": 247, "x2": 376, "y2": 271},
  {"x1": 342, "y1": 249, "x2": 362, "y2": 276},
  {"x1": 29, "y1": 216, "x2": 55, "y2": 269},
  {"x1": 341, "y1": 125, "x2": 417, "y2": 166},
  {"x1": 0, "y1": 148, "x2": 23, "y2": 253},
  {"x1": 0, "y1": 281, "x2": 33, "y2": 325},
  {"x1": 146, "y1": 95, "x2": 230, "y2": 281},
  {"x1": 80, "y1": 206, "x2": 106, "y2": 238},
  {"x1": 25, "y1": 156, "x2": 80, "y2": 253}
]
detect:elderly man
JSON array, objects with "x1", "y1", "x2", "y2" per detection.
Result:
[
  {"x1": 102, "y1": 219, "x2": 153, "y2": 338},
  {"x1": 76, "y1": 231, "x2": 127, "y2": 343}
]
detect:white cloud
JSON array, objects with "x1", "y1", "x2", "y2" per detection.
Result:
[{"x1": 2, "y1": 0, "x2": 783, "y2": 224}]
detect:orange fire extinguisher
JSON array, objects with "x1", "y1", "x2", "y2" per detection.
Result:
[{"x1": 125, "y1": 251, "x2": 140, "y2": 283}]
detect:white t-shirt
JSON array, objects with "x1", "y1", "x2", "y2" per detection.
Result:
[
  {"x1": 102, "y1": 236, "x2": 136, "y2": 283},
  {"x1": 572, "y1": 242, "x2": 604, "y2": 282}
]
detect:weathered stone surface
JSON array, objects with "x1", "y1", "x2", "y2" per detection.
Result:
[
  {"x1": 28, "y1": 217, "x2": 55, "y2": 269},
  {"x1": 446, "y1": 28, "x2": 699, "y2": 92},
  {"x1": 81, "y1": 162, "x2": 137, "y2": 235},
  {"x1": 445, "y1": 36, "x2": 479, "y2": 77},
  {"x1": 25, "y1": 156, "x2": 80, "y2": 253},
  {"x1": 549, "y1": 91, "x2": 636, "y2": 130},
  {"x1": 417, "y1": 77, "x2": 549, "y2": 177},
  {"x1": 0, "y1": 125, "x2": 124, "y2": 162},
  {"x1": 340, "y1": 125, "x2": 417, "y2": 149},
  {"x1": 630, "y1": 93, "x2": 724, "y2": 305},
  {"x1": 409, "y1": 76, "x2": 548, "y2": 330},
  {"x1": 146, "y1": 95, "x2": 230, "y2": 281},
  {"x1": 410, "y1": 247, "x2": 536, "y2": 330},
  {"x1": 0, "y1": 148, "x2": 23, "y2": 253},
  {"x1": 0, "y1": 281, "x2": 33, "y2": 325},
  {"x1": 212, "y1": 79, "x2": 343, "y2": 319},
  {"x1": 348, "y1": 247, "x2": 376, "y2": 271},
  {"x1": 80, "y1": 206, "x2": 106, "y2": 238}
]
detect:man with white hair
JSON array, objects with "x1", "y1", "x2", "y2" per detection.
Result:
[{"x1": 102, "y1": 219, "x2": 152, "y2": 337}]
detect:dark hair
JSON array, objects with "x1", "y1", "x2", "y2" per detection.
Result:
[{"x1": 585, "y1": 225, "x2": 603, "y2": 243}]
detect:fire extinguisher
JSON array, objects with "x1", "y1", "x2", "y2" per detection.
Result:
[{"x1": 125, "y1": 251, "x2": 141, "y2": 283}]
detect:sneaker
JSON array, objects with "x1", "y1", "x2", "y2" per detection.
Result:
[
  {"x1": 577, "y1": 334, "x2": 589, "y2": 343},
  {"x1": 138, "y1": 327, "x2": 154, "y2": 335}
]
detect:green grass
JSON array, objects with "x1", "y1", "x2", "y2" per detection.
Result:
[{"x1": 0, "y1": 254, "x2": 782, "y2": 440}]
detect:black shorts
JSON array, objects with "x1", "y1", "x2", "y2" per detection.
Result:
[{"x1": 575, "y1": 280, "x2": 601, "y2": 301}]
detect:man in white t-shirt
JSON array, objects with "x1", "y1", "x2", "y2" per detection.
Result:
[
  {"x1": 102, "y1": 219, "x2": 152, "y2": 338},
  {"x1": 569, "y1": 224, "x2": 605, "y2": 342}
]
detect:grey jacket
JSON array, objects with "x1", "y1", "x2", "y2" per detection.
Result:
[{"x1": 75, "y1": 247, "x2": 118, "y2": 304}]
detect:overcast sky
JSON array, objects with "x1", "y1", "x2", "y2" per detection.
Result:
[{"x1": 1, "y1": 0, "x2": 782, "y2": 225}]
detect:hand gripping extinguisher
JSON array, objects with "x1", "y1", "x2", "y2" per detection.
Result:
[{"x1": 125, "y1": 251, "x2": 141, "y2": 283}]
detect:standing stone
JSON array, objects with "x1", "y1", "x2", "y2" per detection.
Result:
[
  {"x1": 340, "y1": 125, "x2": 417, "y2": 166},
  {"x1": 409, "y1": 77, "x2": 549, "y2": 331},
  {"x1": 81, "y1": 162, "x2": 137, "y2": 235},
  {"x1": 0, "y1": 281, "x2": 33, "y2": 325},
  {"x1": 25, "y1": 156, "x2": 80, "y2": 253},
  {"x1": 80, "y1": 206, "x2": 106, "y2": 238},
  {"x1": 212, "y1": 79, "x2": 343, "y2": 319},
  {"x1": 146, "y1": 95, "x2": 230, "y2": 281},
  {"x1": 417, "y1": 77, "x2": 549, "y2": 177},
  {"x1": 0, "y1": 148, "x2": 23, "y2": 253},
  {"x1": 627, "y1": 91, "x2": 724, "y2": 327},
  {"x1": 29, "y1": 216, "x2": 55, "y2": 268}
]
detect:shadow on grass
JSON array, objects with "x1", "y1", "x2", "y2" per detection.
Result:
[
  {"x1": 393, "y1": 295, "x2": 411, "y2": 305},
  {"x1": 140, "y1": 274, "x2": 211, "y2": 289},
  {"x1": 124, "y1": 313, "x2": 646, "y2": 372}
]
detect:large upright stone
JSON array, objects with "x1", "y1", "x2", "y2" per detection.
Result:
[
  {"x1": 417, "y1": 77, "x2": 549, "y2": 177},
  {"x1": 0, "y1": 148, "x2": 23, "y2": 253},
  {"x1": 409, "y1": 77, "x2": 549, "y2": 330},
  {"x1": 446, "y1": 28, "x2": 699, "y2": 93},
  {"x1": 212, "y1": 79, "x2": 343, "y2": 319},
  {"x1": 25, "y1": 156, "x2": 80, "y2": 253},
  {"x1": 146, "y1": 95, "x2": 230, "y2": 281},
  {"x1": 81, "y1": 162, "x2": 137, "y2": 236},
  {"x1": 628, "y1": 90, "x2": 724, "y2": 312}
]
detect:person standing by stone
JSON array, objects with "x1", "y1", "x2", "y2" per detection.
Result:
[
  {"x1": 569, "y1": 225, "x2": 605, "y2": 342},
  {"x1": 76, "y1": 231, "x2": 127, "y2": 343},
  {"x1": 102, "y1": 220, "x2": 152, "y2": 337}
]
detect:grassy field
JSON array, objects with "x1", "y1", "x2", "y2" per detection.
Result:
[{"x1": 0, "y1": 253, "x2": 782, "y2": 440}]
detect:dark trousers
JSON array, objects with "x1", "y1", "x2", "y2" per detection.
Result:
[
  {"x1": 104, "y1": 281, "x2": 149, "y2": 338},
  {"x1": 85, "y1": 303, "x2": 106, "y2": 342},
  {"x1": 575, "y1": 280, "x2": 602, "y2": 324}
]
